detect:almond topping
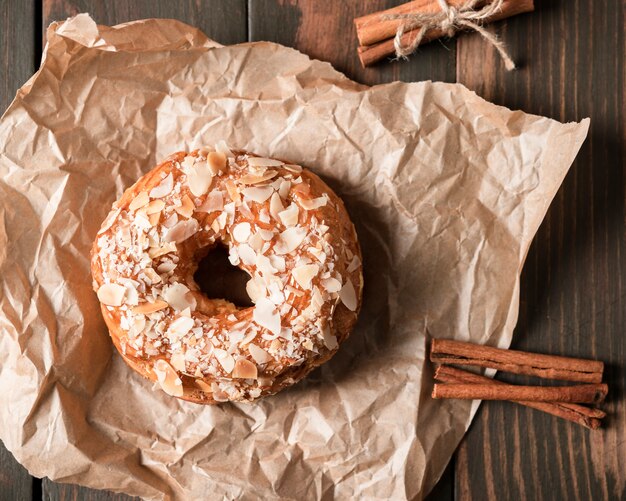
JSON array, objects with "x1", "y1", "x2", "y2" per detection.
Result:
[
  {"x1": 188, "y1": 161, "x2": 213, "y2": 197},
  {"x1": 154, "y1": 359, "x2": 183, "y2": 397},
  {"x1": 248, "y1": 343, "x2": 272, "y2": 364},
  {"x1": 132, "y1": 300, "x2": 169, "y2": 314},
  {"x1": 292, "y1": 264, "x2": 319, "y2": 289},
  {"x1": 224, "y1": 179, "x2": 241, "y2": 204},
  {"x1": 232, "y1": 222, "x2": 251, "y2": 242},
  {"x1": 170, "y1": 352, "x2": 186, "y2": 371},
  {"x1": 129, "y1": 192, "x2": 150, "y2": 211},
  {"x1": 174, "y1": 194, "x2": 195, "y2": 218},
  {"x1": 196, "y1": 380, "x2": 212, "y2": 392},
  {"x1": 284, "y1": 164, "x2": 302, "y2": 173},
  {"x1": 347, "y1": 255, "x2": 361, "y2": 273},
  {"x1": 242, "y1": 186, "x2": 274, "y2": 203},
  {"x1": 207, "y1": 151, "x2": 227, "y2": 175},
  {"x1": 239, "y1": 171, "x2": 278, "y2": 184},
  {"x1": 162, "y1": 283, "x2": 196, "y2": 311},
  {"x1": 164, "y1": 219, "x2": 199, "y2": 243},
  {"x1": 197, "y1": 191, "x2": 224, "y2": 213},
  {"x1": 232, "y1": 358, "x2": 258, "y2": 379},
  {"x1": 148, "y1": 212, "x2": 161, "y2": 226},
  {"x1": 274, "y1": 227, "x2": 307, "y2": 254},
  {"x1": 97, "y1": 208, "x2": 120, "y2": 235},
  {"x1": 214, "y1": 349, "x2": 235, "y2": 373},
  {"x1": 269, "y1": 192, "x2": 285, "y2": 221},
  {"x1": 97, "y1": 283, "x2": 126, "y2": 306},
  {"x1": 299, "y1": 194, "x2": 329, "y2": 210},
  {"x1": 253, "y1": 297, "x2": 282, "y2": 336},
  {"x1": 247, "y1": 157, "x2": 283, "y2": 167},
  {"x1": 322, "y1": 325, "x2": 339, "y2": 350},
  {"x1": 149, "y1": 173, "x2": 173, "y2": 198},
  {"x1": 340, "y1": 278, "x2": 358, "y2": 311},
  {"x1": 278, "y1": 204, "x2": 299, "y2": 226},
  {"x1": 321, "y1": 277, "x2": 342, "y2": 293}
]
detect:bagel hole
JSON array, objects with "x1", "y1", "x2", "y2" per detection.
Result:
[{"x1": 193, "y1": 244, "x2": 254, "y2": 308}]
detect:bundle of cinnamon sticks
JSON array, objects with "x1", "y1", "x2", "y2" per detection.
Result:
[
  {"x1": 430, "y1": 339, "x2": 607, "y2": 429},
  {"x1": 354, "y1": 0, "x2": 535, "y2": 67}
]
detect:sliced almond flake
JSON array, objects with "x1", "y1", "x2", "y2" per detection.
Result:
[
  {"x1": 228, "y1": 247, "x2": 240, "y2": 266},
  {"x1": 242, "y1": 186, "x2": 274, "y2": 204},
  {"x1": 215, "y1": 140, "x2": 234, "y2": 158},
  {"x1": 340, "y1": 278, "x2": 358, "y2": 311},
  {"x1": 258, "y1": 229, "x2": 275, "y2": 241},
  {"x1": 321, "y1": 277, "x2": 342, "y2": 293},
  {"x1": 174, "y1": 194, "x2": 195, "y2": 218},
  {"x1": 269, "y1": 255, "x2": 285, "y2": 271},
  {"x1": 148, "y1": 212, "x2": 160, "y2": 226},
  {"x1": 246, "y1": 277, "x2": 265, "y2": 303},
  {"x1": 132, "y1": 300, "x2": 169, "y2": 314},
  {"x1": 248, "y1": 232, "x2": 264, "y2": 252},
  {"x1": 292, "y1": 176, "x2": 303, "y2": 184},
  {"x1": 322, "y1": 325, "x2": 339, "y2": 350},
  {"x1": 292, "y1": 264, "x2": 319, "y2": 289},
  {"x1": 149, "y1": 242, "x2": 177, "y2": 259},
  {"x1": 302, "y1": 339, "x2": 314, "y2": 351},
  {"x1": 122, "y1": 283, "x2": 139, "y2": 306},
  {"x1": 283, "y1": 163, "x2": 302, "y2": 173},
  {"x1": 347, "y1": 255, "x2": 361, "y2": 273},
  {"x1": 238, "y1": 244, "x2": 256, "y2": 266},
  {"x1": 163, "y1": 283, "x2": 196, "y2": 311},
  {"x1": 164, "y1": 218, "x2": 199, "y2": 243},
  {"x1": 256, "y1": 254, "x2": 277, "y2": 275},
  {"x1": 145, "y1": 199, "x2": 165, "y2": 214},
  {"x1": 259, "y1": 209, "x2": 270, "y2": 224},
  {"x1": 278, "y1": 204, "x2": 299, "y2": 226},
  {"x1": 157, "y1": 261, "x2": 177, "y2": 274},
  {"x1": 207, "y1": 151, "x2": 227, "y2": 175},
  {"x1": 214, "y1": 349, "x2": 235, "y2": 373},
  {"x1": 149, "y1": 173, "x2": 173, "y2": 198},
  {"x1": 311, "y1": 286, "x2": 324, "y2": 310},
  {"x1": 239, "y1": 201, "x2": 254, "y2": 219},
  {"x1": 129, "y1": 192, "x2": 150, "y2": 211},
  {"x1": 232, "y1": 222, "x2": 251, "y2": 242},
  {"x1": 168, "y1": 316, "x2": 195, "y2": 337},
  {"x1": 210, "y1": 218, "x2": 221, "y2": 233},
  {"x1": 253, "y1": 297, "x2": 281, "y2": 336},
  {"x1": 196, "y1": 379, "x2": 211, "y2": 392},
  {"x1": 163, "y1": 212, "x2": 178, "y2": 228},
  {"x1": 97, "y1": 283, "x2": 126, "y2": 306},
  {"x1": 269, "y1": 192, "x2": 284, "y2": 221},
  {"x1": 267, "y1": 282, "x2": 285, "y2": 305},
  {"x1": 274, "y1": 227, "x2": 307, "y2": 255},
  {"x1": 197, "y1": 191, "x2": 224, "y2": 213},
  {"x1": 299, "y1": 194, "x2": 329, "y2": 210},
  {"x1": 143, "y1": 268, "x2": 162, "y2": 284},
  {"x1": 188, "y1": 162, "x2": 214, "y2": 197},
  {"x1": 154, "y1": 359, "x2": 184, "y2": 397},
  {"x1": 232, "y1": 358, "x2": 258, "y2": 379},
  {"x1": 170, "y1": 352, "x2": 186, "y2": 371},
  {"x1": 224, "y1": 179, "x2": 241, "y2": 204},
  {"x1": 247, "y1": 157, "x2": 283, "y2": 167},
  {"x1": 97, "y1": 208, "x2": 120, "y2": 235},
  {"x1": 180, "y1": 155, "x2": 195, "y2": 173},
  {"x1": 239, "y1": 171, "x2": 278, "y2": 185},
  {"x1": 279, "y1": 180, "x2": 291, "y2": 199},
  {"x1": 317, "y1": 224, "x2": 329, "y2": 235}
]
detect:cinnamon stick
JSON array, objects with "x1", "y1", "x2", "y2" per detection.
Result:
[
  {"x1": 355, "y1": 0, "x2": 534, "y2": 67},
  {"x1": 435, "y1": 366, "x2": 605, "y2": 429},
  {"x1": 430, "y1": 339, "x2": 604, "y2": 383},
  {"x1": 432, "y1": 382, "x2": 608, "y2": 404}
]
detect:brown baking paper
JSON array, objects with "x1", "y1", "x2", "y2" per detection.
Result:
[{"x1": 0, "y1": 14, "x2": 588, "y2": 500}]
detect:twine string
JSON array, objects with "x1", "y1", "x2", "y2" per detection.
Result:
[{"x1": 383, "y1": 0, "x2": 516, "y2": 70}]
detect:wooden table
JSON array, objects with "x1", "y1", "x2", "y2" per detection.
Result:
[{"x1": 1, "y1": 1, "x2": 623, "y2": 499}]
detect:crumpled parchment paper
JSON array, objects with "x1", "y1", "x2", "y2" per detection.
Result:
[{"x1": 0, "y1": 14, "x2": 589, "y2": 501}]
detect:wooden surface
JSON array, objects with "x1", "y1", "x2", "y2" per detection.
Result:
[{"x1": 0, "y1": 0, "x2": 623, "y2": 499}]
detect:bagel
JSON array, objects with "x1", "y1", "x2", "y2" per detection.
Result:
[{"x1": 91, "y1": 143, "x2": 363, "y2": 404}]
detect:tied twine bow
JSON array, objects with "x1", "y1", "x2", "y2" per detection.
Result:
[{"x1": 383, "y1": 0, "x2": 516, "y2": 70}]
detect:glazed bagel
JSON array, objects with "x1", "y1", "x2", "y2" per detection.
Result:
[{"x1": 91, "y1": 143, "x2": 363, "y2": 403}]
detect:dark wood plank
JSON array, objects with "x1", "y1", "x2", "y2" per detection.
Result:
[
  {"x1": 43, "y1": 0, "x2": 247, "y2": 46},
  {"x1": 455, "y1": 0, "x2": 625, "y2": 499},
  {"x1": 39, "y1": 3, "x2": 248, "y2": 500},
  {"x1": 0, "y1": 0, "x2": 37, "y2": 499},
  {"x1": 248, "y1": 0, "x2": 456, "y2": 86}
]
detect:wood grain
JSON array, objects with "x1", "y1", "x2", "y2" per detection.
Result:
[
  {"x1": 455, "y1": 0, "x2": 626, "y2": 499},
  {"x1": 0, "y1": 0, "x2": 37, "y2": 498},
  {"x1": 248, "y1": 0, "x2": 456, "y2": 86}
]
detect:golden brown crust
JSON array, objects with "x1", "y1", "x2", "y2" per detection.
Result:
[{"x1": 91, "y1": 145, "x2": 362, "y2": 404}]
